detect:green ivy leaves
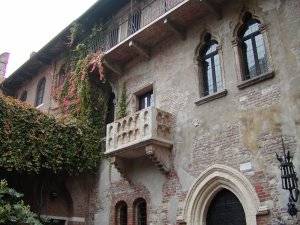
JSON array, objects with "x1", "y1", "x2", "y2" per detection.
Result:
[{"x1": 0, "y1": 94, "x2": 105, "y2": 175}]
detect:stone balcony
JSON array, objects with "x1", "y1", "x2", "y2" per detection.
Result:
[
  {"x1": 105, "y1": 107, "x2": 174, "y2": 179},
  {"x1": 82, "y1": 0, "x2": 225, "y2": 75}
]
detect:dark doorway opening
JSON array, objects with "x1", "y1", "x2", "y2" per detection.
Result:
[{"x1": 206, "y1": 189, "x2": 246, "y2": 225}]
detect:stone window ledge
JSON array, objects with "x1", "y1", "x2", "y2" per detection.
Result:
[
  {"x1": 237, "y1": 71, "x2": 275, "y2": 90},
  {"x1": 195, "y1": 89, "x2": 228, "y2": 106}
]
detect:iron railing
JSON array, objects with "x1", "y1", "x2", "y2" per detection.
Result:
[{"x1": 83, "y1": 0, "x2": 185, "y2": 54}]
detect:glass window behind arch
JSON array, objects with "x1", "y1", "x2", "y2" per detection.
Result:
[
  {"x1": 242, "y1": 20, "x2": 268, "y2": 79},
  {"x1": 202, "y1": 42, "x2": 222, "y2": 96}
]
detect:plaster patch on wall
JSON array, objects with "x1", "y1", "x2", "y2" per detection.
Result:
[
  {"x1": 168, "y1": 196, "x2": 179, "y2": 225},
  {"x1": 177, "y1": 168, "x2": 196, "y2": 192},
  {"x1": 240, "y1": 162, "x2": 253, "y2": 172},
  {"x1": 239, "y1": 106, "x2": 281, "y2": 151}
]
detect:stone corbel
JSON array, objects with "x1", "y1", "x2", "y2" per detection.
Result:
[
  {"x1": 202, "y1": 0, "x2": 222, "y2": 20},
  {"x1": 102, "y1": 59, "x2": 123, "y2": 76},
  {"x1": 111, "y1": 156, "x2": 131, "y2": 183},
  {"x1": 145, "y1": 144, "x2": 171, "y2": 175},
  {"x1": 129, "y1": 41, "x2": 151, "y2": 60},
  {"x1": 164, "y1": 18, "x2": 186, "y2": 41}
]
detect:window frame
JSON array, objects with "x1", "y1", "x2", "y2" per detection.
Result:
[
  {"x1": 198, "y1": 34, "x2": 224, "y2": 97},
  {"x1": 128, "y1": 9, "x2": 141, "y2": 36},
  {"x1": 20, "y1": 90, "x2": 27, "y2": 102},
  {"x1": 232, "y1": 12, "x2": 274, "y2": 87},
  {"x1": 240, "y1": 18, "x2": 267, "y2": 80},
  {"x1": 35, "y1": 77, "x2": 46, "y2": 107},
  {"x1": 115, "y1": 201, "x2": 128, "y2": 225},
  {"x1": 108, "y1": 25, "x2": 120, "y2": 48},
  {"x1": 138, "y1": 90, "x2": 153, "y2": 111},
  {"x1": 133, "y1": 84, "x2": 154, "y2": 112},
  {"x1": 134, "y1": 198, "x2": 147, "y2": 225}
]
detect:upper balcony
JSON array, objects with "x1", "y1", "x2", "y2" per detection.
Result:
[
  {"x1": 105, "y1": 107, "x2": 174, "y2": 179},
  {"x1": 83, "y1": 0, "x2": 224, "y2": 74}
]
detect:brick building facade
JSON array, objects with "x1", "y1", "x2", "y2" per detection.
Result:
[{"x1": 1, "y1": 0, "x2": 300, "y2": 225}]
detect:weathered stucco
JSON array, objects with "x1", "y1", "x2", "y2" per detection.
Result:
[{"x1": 8, "y1": 0, "x2": 300, "y2": 224}]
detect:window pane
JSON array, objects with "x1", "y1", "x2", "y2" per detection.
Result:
[
  {"x1": 139, "y1": 91, "x2": 153, "y2": 110},
  {"x1": 108, "y1": 27, "x2": 119, "y2": 48},
  {"x1": 35, "y1": 78, "x2": 46, "y2": 106},
  {"x1": 214, "y1": 55, "x2": 222, "y2": 90},
  {"x1": 20, "y1": 91, "x2": 27, "y2": 102},
  {"x1": 244, "y1": 39, "x2": 256, "y2": 77},
  {"x1": 128, "y1": 11, "x2": 141, "y2": 35},
  {"x1": 206, "y1": 43, "x2": 218, "y2": 55},
  {"x1": 255, "y1": 34, "x2": 268, "y2": 74},
  {"x1": 136, "y1": 201, "x2": 147, "y2": 225},
  {"x1": 206, "y1": 58, "x2": 214, "y2": 95},
  {"x1": 243, "y1": 22, "x2": 260, "y2": 37}
]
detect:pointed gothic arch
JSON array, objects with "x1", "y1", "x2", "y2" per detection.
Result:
[{"x1": 183, "y1": 164, "x2": 268, "y2": 225}]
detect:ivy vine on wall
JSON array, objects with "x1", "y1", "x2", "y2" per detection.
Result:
[
  {"x1": 0, "y1": 22, "x2": 112, "y2": 175},
  {"x1": 0, "y1": 94, "x2": 106, "y2": 175}
]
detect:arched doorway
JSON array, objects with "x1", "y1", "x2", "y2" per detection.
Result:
[
  {"x1": 183, "y1": 165, "x2": 266, "y2": 225},
  {"x1": 206, "y1": 189, "x2": 246, "y2": 225}
]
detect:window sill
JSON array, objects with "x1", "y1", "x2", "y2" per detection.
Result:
[
  {"x1": 36, "y1": 103, "x2": 44, "y2": 109},
  {"x1": 195, "y1": 89, "x2": 228, "y2": 106},
  {"x1": 237, "y1": 71, "x2": 275, "y2": 90}
]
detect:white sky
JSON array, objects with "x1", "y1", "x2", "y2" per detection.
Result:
[{"x1": 0, "y1": 0, "x2": 98, "y2": 77}]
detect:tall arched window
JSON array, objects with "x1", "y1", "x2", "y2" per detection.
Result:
[
  {"x1": 128, "y1": 9, "x2": 141, "y2": 35},
  {"x1": 20, "y1": 91, "x2": 27, "y2": 102},
  {"x1": 134, "y1": 198, "x2": 147, "y2": 225},
  {"x1": 206, "y1": 189, "x2": 246, "y2": 225},
  {"x1": 116, "y1": 201, "x2": 128, "y2": 225},
  {"x1": 35, "y1": 77, "x2": 46, "y2": 107},
  {"x1": 239, "y1": 13, "x2": 268, "y2": 79},
  {"x1": 199, "y1": 34, "x2": 222, "y2": 96}
]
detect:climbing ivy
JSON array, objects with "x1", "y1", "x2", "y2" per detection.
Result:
[
  {"x1": 0, "y1": 22, "x2": 111, "y2": 175},
  {"x1": 116, "y1": 83, "x2": 128, "y2": 119},
  {"x1": 0, "y1": 94, "x2": 107, "y2": 174}
]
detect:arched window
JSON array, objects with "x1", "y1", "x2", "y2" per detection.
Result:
[
  {"x1": 239, "y1": 13, "x2": 268, "y2": 79},
  {"x1": 128, "y1": 9, "x2": 141, "y2": 35},
  {"x1": 206, "y1": 189, "x2": 246, "y2": 225},
  {"x1": 35, "y1": 77, "x2": 46, "y2": 106},
  {"x1": 57, "y1": 69, "x2": 66, "y2": 87},
  {"x1": 199, "y1": 34, "x2": 222, "y2": 96},
  {"x1": 20, "y1": 91, "x2": 27, "y2": 102},
  {"x1": 134, "y1": 198, "x2": 147, "y2": 225},
  {"x1": 116, "y1": 201, "x2": 128, "y2": 225}
]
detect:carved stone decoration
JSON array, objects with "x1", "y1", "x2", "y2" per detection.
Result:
[
  {"x1": 145, "y1": 144, "x2": 171, "y2": 174},
  {"x1": 105, "y1": 107, "x2": 174, "y2": 180},
  {"x1": 111, "y1": 156, "x2": 131, "y2": 184}
]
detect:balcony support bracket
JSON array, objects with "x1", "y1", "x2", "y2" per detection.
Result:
[
  {"x1": 164, "y1": 18, "x2": 186, "y2": 41},
  {"x1": 111, "y1": 156, "x2": 132, "y2": 184},
  {"x1": 129, "y1": 41, "x2": 151, "y2": 60},
  {"x1": 202, "y1": 0, "x2": 222, "y2": 20},
  {"x1": 102, "y1": 59, "x2": 123, "y2": 76},
  {"x1": 145, "y1": 144, "x2": 171, "y2": 175}
]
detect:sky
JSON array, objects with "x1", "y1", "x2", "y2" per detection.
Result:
[{"x1": 0, "y1": 0, "x2": 98, "y2": 77}]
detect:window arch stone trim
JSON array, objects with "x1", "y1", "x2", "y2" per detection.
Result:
[
  {"x1": 194, "y1": 32, "x2": 226, "y2": 100},
  {"x1": 232, "y1": 11, "x2": 274, "y2": 84},
  {"x1": 182, "y1": 164, "x2": 268, "y2": 225}
]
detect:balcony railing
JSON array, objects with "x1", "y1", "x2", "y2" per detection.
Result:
[
  {"x1": 106, "y1": 107, "x2": 173, "y2": 156},
  {"x1": 84, "y1": 0, "x2": 185, "y2": 54}
]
